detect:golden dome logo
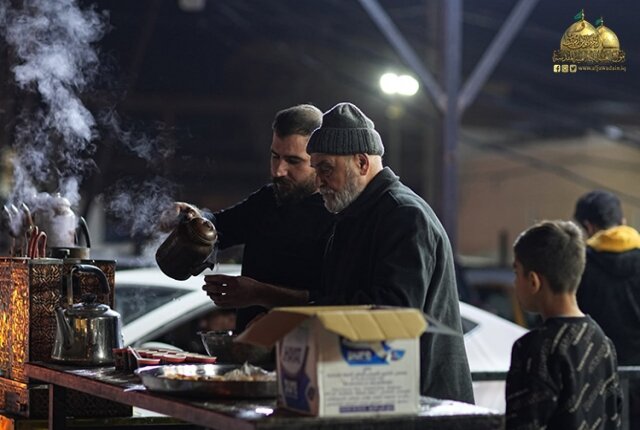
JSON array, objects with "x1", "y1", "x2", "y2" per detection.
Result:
[{"x1": 552, "y1": 10, "x2": 626, "y2": 72}]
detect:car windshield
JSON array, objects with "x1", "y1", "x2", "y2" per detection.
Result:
[
  {"x1": 461, "y1": 317, "x2": 479, "y2": 335},
  {"x1": 115, "y1": 284, "x2": 189, "y2": 324}
]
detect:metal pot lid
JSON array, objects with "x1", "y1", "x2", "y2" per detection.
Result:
[
  {"x1": 186, "y1": 217, "x2": 217, "y2": 243},
  {"x1": 67, "y1": 301, "x2": 111, "y2": 316}
]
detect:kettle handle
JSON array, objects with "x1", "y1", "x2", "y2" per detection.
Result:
[
  {"x1": 69, "y1": 264, "x2": 111, "y2": 294},
  {"x1": 75, "y1": 216, "x2": 92, "y2": 248}
]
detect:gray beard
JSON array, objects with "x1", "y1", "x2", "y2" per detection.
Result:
[{"x1": 320, "y1": 167, "x2": 363, "y2": 213}]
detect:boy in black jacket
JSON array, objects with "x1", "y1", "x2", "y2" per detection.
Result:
[{"x1": 506, "y1": 220, "x2": 622, "y2": 429}]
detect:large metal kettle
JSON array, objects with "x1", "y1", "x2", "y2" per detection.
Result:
[
  {"x1": 155, "y1": 210, "x2": 218, "y2": 280},
  {"x1": 52, "y1": 264, "x2": 124, "y2": 365},
  {"x1": 35, "y1": 193, "x2": 92, "y2": 259}
]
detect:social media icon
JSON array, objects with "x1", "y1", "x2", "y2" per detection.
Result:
[
  {"x1": 562, "y1": 65, "x2": 569, "y2": 73},
  {"x1": 569, "y1": 64, "x2": 577, "y2": 73},
  {"x1": 553, "y1": 65, "x2": 561, "y2": 73}
]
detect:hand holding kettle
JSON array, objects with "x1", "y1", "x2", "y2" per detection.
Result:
[
  {"x1": 156, "y1": 201, "x2": 218, "y2": 281},
  {"x1": 158, "y1": 201, "x2": 202, "y2": 232}
]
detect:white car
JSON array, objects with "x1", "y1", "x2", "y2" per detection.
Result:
[
  {"x1": 115, "y1": 265, "x2": 526, "y2": 411},
  {"x1": 460, "y1": 301, "x2": 526, "y2": 412},
  {"x1": 115, "y1": 264, "x2": 241, "y2": 348}
]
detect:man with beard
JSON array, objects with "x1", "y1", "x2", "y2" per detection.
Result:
[
  {"x1": 172, "y1": 104, "x2": 333, "y2": 331},
  {"x1": 307, "y1": 102, "x2": 474, "y2": 403}
]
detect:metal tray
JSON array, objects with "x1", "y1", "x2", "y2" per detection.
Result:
[{"x1": 135, "y1": 364, "x2": 277, "y2": 398}]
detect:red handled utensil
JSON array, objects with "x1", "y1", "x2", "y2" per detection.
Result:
[{"x1": 28, "y1": 229, "x2": 47, "y2": 258}]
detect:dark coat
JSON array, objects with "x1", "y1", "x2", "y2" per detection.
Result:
[
  {"x1": 578, "y1": 233, "x2": 640, "y2": 365},
  {"x1": 214, "y1": 185, "x2": 334, "y2": 331},
  {"x1": 316, "y1": 167, "x2": 474, "y2": 403}
]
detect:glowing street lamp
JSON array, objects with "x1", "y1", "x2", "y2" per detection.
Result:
[
  {"x1": 378, "y1": 73, "x2": 419, "y2": 175},
  {"x1": 379, "y1": 73, "x2": 419, "y2": 96}
]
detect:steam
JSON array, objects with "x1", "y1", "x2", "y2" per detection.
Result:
[
  {"x1": 0, "y1": 0, "x2": 179, "y2": 246},
  {"x1": 2, "y1": 0, "x2": 106, "y2": 205},
  {"x1": 105, "y1": 177, "x2": 177, "y2": 238},
  {"x1": 100, "y1": 109, "x2": 176, "y2": 165}
]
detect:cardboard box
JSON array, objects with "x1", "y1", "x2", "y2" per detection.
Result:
[{"x1": 237, "y1": 305, "x2": 426, "y2": 417}]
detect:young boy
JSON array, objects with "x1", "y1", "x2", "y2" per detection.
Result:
[{"x1": 506, "y1": 220, "x2": 623, "y2": 429}]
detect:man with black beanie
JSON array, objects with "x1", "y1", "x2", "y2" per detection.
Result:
[{"x1": 307, "y1": 102, "x2": 474, "y2": 403}]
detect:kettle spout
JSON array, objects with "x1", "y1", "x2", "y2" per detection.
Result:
[{"x1": 55, "y1": 307, "x2": 73, "y2": 349}]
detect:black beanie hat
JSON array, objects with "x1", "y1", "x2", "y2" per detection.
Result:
[{"x1": 307, "y1": 102, "x2": 384, "y2": 156}]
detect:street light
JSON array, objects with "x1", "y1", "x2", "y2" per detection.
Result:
[
  {"x1": 379, "y1": 73, "x2": 419, "y2": 173},
  {"x1": 379, "y1": 73, "x2": 419, "y2": 96}
]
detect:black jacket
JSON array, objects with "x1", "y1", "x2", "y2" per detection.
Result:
[
  {"x1": 577, "y1": 225, "x2": 640, "y2": 365},
  {"x1": 316, "y1": 167, "x2": 474, "y2": 403},
  {"x1": 214, "y1": 185, "x2": 334, "y2": 331}
]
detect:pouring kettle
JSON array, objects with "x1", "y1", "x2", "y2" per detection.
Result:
[
  {"x1": 155, "y1": 209, "x2": 218, "y2": 281},
  {"x1": 52, "y1": 264, "x2": 124, "y2": 365}
]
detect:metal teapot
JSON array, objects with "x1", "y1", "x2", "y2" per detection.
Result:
[
  {"x1": 52, "y1": 264, "x2": 124, "y2": 365},
  {"x1": 155, "y1": 209, "x2": 218, "y2": 281},
  {"x1": 34, "y1": 193, "x2": 92, "y2": 259}
]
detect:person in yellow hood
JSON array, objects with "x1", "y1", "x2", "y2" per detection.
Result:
[{"x1": 574, "y1": 189, "x2": 640, "y2": 425}]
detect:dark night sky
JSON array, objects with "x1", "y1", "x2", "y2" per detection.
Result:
[
  {"x1": 2, "y1": 0, "x2": 638, "y2": 250},
  {"x1": 81, "y1": 1, "x2": 638, "y2": 204}
]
